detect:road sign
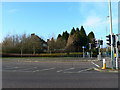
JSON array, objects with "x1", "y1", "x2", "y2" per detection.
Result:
[{"x1": 82, "y1": 46, "x2": 86, "y2": 48}]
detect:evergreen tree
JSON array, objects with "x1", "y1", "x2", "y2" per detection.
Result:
[
  {"x1": 62, "y1": 31, "x2": 69, "y2": 41},
  {"x1": 71, "y1": 26, "x2": 88, "y2": 51},
  {"x1": 87, "y1": 31, "x2": 95, "y2": 40},
  {"x1": 76, "y1": 28, "x2": 79, "y2": 33},
  {"x1": 70, "y1": 27, "x2": 76, "y2": 36},
  {"x1": 87, "y1": 31, "x2": 95, "y2": 48},
  {"x1": 57, "y1": 34, "x2": 61, "y2": 39},
  {"x1": 79, "y1": 26, "x2": 87, "y2": 37}
]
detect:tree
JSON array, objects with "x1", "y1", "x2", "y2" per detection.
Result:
[
  {"x1": 76, "y1": 28, "x2": 79, "y2": 33},
  {"x1": 49, "y1": 37, "x2": 56, "y2": 53},
  {"x1": 73, "y1": 32, "x2": 87, "y2": 52},
  {"x1": 2, "y1": 33, "x2": 46, "y2": 54},
  {"x1": 57, "y1": 34, "x2": 61, "y2": 39},
  {"x1": 55, "y1": 37, "x2": 66, "y2": 52},
  {"x1": 87, "y1": 31, "x2": 95, "y2": 48},
  {"x1": 62, "y1": 31, "x2": 69, "y2": 41},
  {"x1": 2, "y1": 34, "x2": 20, "y2": 53},
  {"x1": 70, "y1": 27, "x2": 76, "y2": 36},
  {"x1": 79, "y1": 26, "x2": 87, "y2": 37},
  {"x1": 88, "y1": 31, "x2": 95, "y2": 41},
  {"x1": 66, "y1": 26, "x2": 90, "y2": 52}
]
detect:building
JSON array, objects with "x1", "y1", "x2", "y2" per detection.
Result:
[{"x1": 31, "y1": 33, "x2": 48, "y2": 53}]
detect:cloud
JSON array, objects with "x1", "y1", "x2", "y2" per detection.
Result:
[
  {"x1": 8, "y1": 9, "x2": 17, "y2": 13},
  {"x1": 113, "y1": 18, "x2": 118, "y2": 25},
  {"x1": 83, "y1": 16, "x2": 102, "y2": 28}
]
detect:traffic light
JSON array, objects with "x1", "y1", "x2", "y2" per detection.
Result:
[
  {"x1": 106, "y1": 35, "x2": 111, "y2": 45},
  {"x1": 100, "y1": 40, "x2": 103, "y2": 45},
  {"x1": 118, "y1": 41, "x2": 120, "y2": 45},
  {"x1": 112, "y1": 35, "x2": 115, "y2": 47},
  {"x1": 95, "y1": 40, "x2": 100, "y2": 48},
  {"x1": 95, "y1": 40, "x2": 98, "y2": 48},
  {"x1": 106, "y1": 34, "x2": 116, "y2": 46}
]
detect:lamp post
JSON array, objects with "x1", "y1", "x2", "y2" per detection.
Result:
[
  {"x1": 106, "y1": 16, "x2": 109, "y2": 56},
  {"x1": 109, "y1": 0, "x2": 114, "y2": 69}
]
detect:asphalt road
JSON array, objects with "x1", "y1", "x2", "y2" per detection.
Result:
[{"x1": 2, "y1": 57, "x2": 118, "y2": 88}]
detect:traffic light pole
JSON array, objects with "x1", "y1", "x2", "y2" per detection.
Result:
[
  {"x1": 115, "y1": 35, "x2": 119, "y2": 69},
  {"x1": 91, "y1": 49, "x2": 92, "y2": 58},
  {"x1": 83, "y1": 47, "x2": 85, "y2": 58},
  {"x1": 89, "y1": 43, "x2": 92, "y2": 58},
  {"x1": 106, "y1": 16, "x2": 109, "y2": 56},
  {"x1": 109, "y1": 0, "x2": 114, "y2": 69}
]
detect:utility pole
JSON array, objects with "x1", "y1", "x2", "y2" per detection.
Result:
[{"x1": 109, "y1": 0, "x2": 114, "y2": 69}]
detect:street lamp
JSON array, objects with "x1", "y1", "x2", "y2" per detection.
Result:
[{"x1": 109, "y1": 0, "x2": 115, "y2": 69}]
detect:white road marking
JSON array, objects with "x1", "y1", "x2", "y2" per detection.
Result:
[
  {"x1": 78, "y1": 68, "x2": 94, "y2": 73},
  {"x1": 64, "y1": 67, "x2": 75, "y2": 71},
  {"x1": 91, "y1": 62, "x2": 100, "y2": 68},
  {"x1": 56, "y1": 70, "x2": 63, "y2": 72},
  {"x1": 56, "y1": 67, "x2": 75, "y2": 73},
  {"x1": 64, "y1": 67, "x2": 94, "y2": 73},
  {"x1": 17, "y1": 67, "x2": 37, "y2": 71},
  {"x1": 3, "y1": 70, "x2": 34, "y2": 72},
  {"x1": 33, "y1": 68, "x2": 55, "y2": 72},
  {"x1": 14, "y1": 67, "x2": 19, "y2": 68},
  {"x1": 3, "y1": 67, "x2": 37, "y2": 72},
  {"x1": 64, "y1": 72, "x2": 78, "y2": 73},
  {"x1": 3, "y1": 66, "x2": 19, "y2": 69}
]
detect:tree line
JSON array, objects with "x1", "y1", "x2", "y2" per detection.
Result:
[
  {"x1": 1, "y1": 26, "x2": 97, "y2": 54},
  {"x1": 46, "y1": 26, "x2": 96, "y2": 53},
  {"x1": 2, "y1": 33, "x2": 47, "y2": 54}
]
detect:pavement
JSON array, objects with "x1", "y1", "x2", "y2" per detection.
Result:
[
  {"x1": 2, "y1": 57, "x2": 119, "y2": 88},
  {"x1": 94, "y1": 68, "x2": 119, "y2": 73}
]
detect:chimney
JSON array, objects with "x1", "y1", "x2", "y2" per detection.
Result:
[{"x1": 31, "y1": 33, "x2": 35, "y2": 37}]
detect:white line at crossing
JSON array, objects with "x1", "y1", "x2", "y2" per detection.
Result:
[
  {"x1": 64, "y1": 67, "x2": 94, "y2": 73},
  {"x1": 33, "y1": 67, "x2": 55, "y2": 72},
  {"x1": 91, "y1": 62, "x2": 100, "y2": 68},
  {"x1": 56, "y1": 67, "x2": 75, "y2": 72}
]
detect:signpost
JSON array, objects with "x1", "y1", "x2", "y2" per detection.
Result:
[
  {"x1": 89, "y1": 43, "x2": 92, "y2": 58},
  {"x1": 82, "y1": 46, "x2": 86, "y2": 58}
]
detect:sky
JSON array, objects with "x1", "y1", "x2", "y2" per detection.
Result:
[{"x1": 1, "y1": 2, "x2": 118, "y2": 47}]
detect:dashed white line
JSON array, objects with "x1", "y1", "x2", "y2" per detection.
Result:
[
  {"x1": 78, "y1": 68, "x2": 94, "y2": 73},
  {"x1": 33, "y1": 68, "x2": 55, "y2": 72},
  {"x1": 64, "y1": 67, "x2": 94, "y2": 73},
  {"x1": 56, "y1": 70, "x2": 63, "y2": 72},
  {"x1": 56, "y1": 67, "x2": 75, "y2": 73},
  {"x1": 17, "y1": 67, "x2": 37, "y2": 71},
  {"x1": 91, "y1": 62, "x2": 100, "y2": 68}
]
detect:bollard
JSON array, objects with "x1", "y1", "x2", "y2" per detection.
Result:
[
  {"x1": 114, "y1": 53, "x2": 116, "y2": 58},
  {"x1": 102, "y1": 58, "x2": 106, "y2": 69}
]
